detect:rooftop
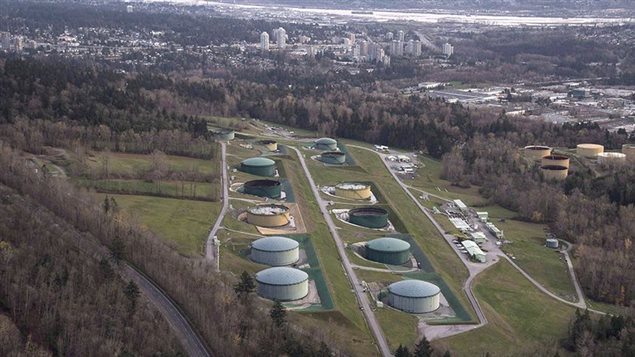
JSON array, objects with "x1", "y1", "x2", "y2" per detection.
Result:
[
  {"x1": 252, "y1": 236, "x2": 299, "y2": 252},
  {"x1": 256, "y1": 267, "x2": 308, "y2": 285},
  {"x1": 367, "y1": 237, "x2": 410, "y2": 253},
  {"x1": 242, "y1": 157, "x2": 276, "y2": 167}
]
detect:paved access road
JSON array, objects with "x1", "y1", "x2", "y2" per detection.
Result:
[
  {"x1": 206, "y1": 142, "x2": 229, "y2": 271},
  {"x1": 289, "y1": 146, "x2": 392, "y2": 357}
]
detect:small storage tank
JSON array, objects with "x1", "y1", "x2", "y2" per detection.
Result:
[
  {"x1": 314, "y1": 137, "x2": 338, "y2": 151},
  {"x1": 240, "y1": 157, "x2": 277, "y2": 177},
  {"x1": 597, "y1": 152, "x2": 626, "y2": 165},
  {"x1": 387, "y1": 280, "x2": 441, "y2": 313},
  {"x1": 366, "y1": 237, "x2": 411, "y2": 265},
  {"x1": 541, "y1": 154, "x2": 570, "y2": 169},
  {"x1": 576, "y1": 144, "x2": 604, "y2": 158},
  {"x1": 259, "y1": 139, "x2": 278, "y2": 151},
  {"x1": 348, "y1": 207, "x2": 389, "y2": 229},
  {"x1": 246, "y1": 204, "x2": 290, "y2": 227},
  {"x1": 541, "y1": 165, "x2": 568, "y2": 181},
  {"x1": 243, "y1": 179, "x2": 282, "y2": 199},
  {"x1": 623, "y1": 144, "x2": 635, "y2": 160},
  {"x1": 545, "y1": 238, "x2": 559, "y2": 249},
  {"x1": 214, "y1": 129, "x2": 235, "y2": 141},
  {"x1": 320, "y1": 151, "x2": 346, "y2": 164},
  {"x1": 523, "y1": 146, "x2": 552, "y2": 161},
  {"x1": 251, "y1": 236, "x2": 299, "y2": 266},
  {"x1": 256, "y1": 267, "x2": 308, "y2": 301},
  {"x1": 335, "y1": 182, "x2": 372, "y2": 200}
]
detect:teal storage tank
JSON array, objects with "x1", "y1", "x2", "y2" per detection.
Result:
[
  {"x1": 240, "y1": 157, "x2": 276, "y2": 177},
  {"x1": 243, "y1": 179, "x2": 282, "y2": 199},
  {"x1": 348, "y1": 207, "x2": 389, "y2": 229},
  {"x1": 320, "y1": 151, "x2": 346, "y2": 164},
  {"x1": 314, "y1": 137, "x2": 338, "y2": 151},
  {"x1": 366, "y1": 237, "x2": 411, "y2": 265}
]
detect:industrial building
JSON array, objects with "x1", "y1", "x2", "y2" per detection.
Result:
[
  {"x1": 320, "y1": 151, "x2": 346, "y2": 164},
  {"x1": 453, "y1": 199, "x2": 468, "y2": 213},
  {"x1": 256, "y1": 267, "x2": 308, "y2": 301},
  {"x1": 314, "y1": 137, "x2": 338, "y2": 151},
  {"x1": 462, "y1": 240, "x2": 486, "y2": 262},
  {"x1": 213, "y1": 129, "x2": 235, "y2": 141},
  {"x1": 577, "y1": 143, "x2": 604, "y2": 158},
  {"x1": 366, "y1": 237, "x2": 411, "y2": 265},
  {"x1": 243, "y1": 179, "x2": 282, "y2": 199},
  {"x1": 541, "y1": 165, "x2": 568, "y2": 181},
  {"x1": 541, "y1": 154, "x2": 570, "y2": 168},
  {"x1": 597, "y1": 152, "x2": 626, "y2": 165},
  {"x1": 251, "y1": 236, "x2": 299, "y2": 266},
  {"x1": 387, "y1": 280, "x2": 441, "y2": 313},
  {"x1": 486, "y1": 222, "x2": 504, "y2": 239},
  {"x1": 335, "y1": 182, "x2": 372, "y2": 200},
  {"x1": 476, "y1": 212, "x2": 488, "y2": 223},
  {"x1": 348, "y1": 207, "x2": 389, "y2": 229},
  {"x1": 523, "y1": 145, "x2": 552, "y2": 161},
  {"x1": 240, "y1": 157, "x2": 277, "y2": 177},
  {"x1": 246, "y1": 204, "x2": 290, "y2": 227},
  {"x1": 259, "y1": 139, "x2": 278, "y2": 151},
  {"x1": 449, "y1": 217, "x2": 470, "y2": 232},
  {"x1": 469, "y1": 232, "x2": 487, "y2": 245},
  {"x1": 546, "y1": 238, "x2": 559, "y2": 249}
]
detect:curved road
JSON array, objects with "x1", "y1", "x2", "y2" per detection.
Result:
[{"x1": 289, "y1": 146, "x2": 392, "y2": 357}]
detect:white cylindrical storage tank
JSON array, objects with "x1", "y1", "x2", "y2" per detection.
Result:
[
  {"x1": 387, "y1": 280, "x2": 441, "y2": 313},
  {"x1": 576, "y1": 143, "x2": 604, "y2": 158},
  {"x1": 251, "y1": 236, "x2": 299, "y2": 266},
  {"x1": 256, "y1": 267, "x2": 309, "y2": 301},
  {"x1": 597, "y1": 152, "x2": 626, "y2": 165}
]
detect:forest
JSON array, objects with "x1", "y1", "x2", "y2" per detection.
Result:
[{"x1": 441, "y1": 134, "x2": 635, "y2": 306}]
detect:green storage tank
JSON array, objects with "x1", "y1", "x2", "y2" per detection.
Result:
[
  {"x1": 314, "y1": 137, "x2": 338, "y2": 151},
  {"x1": 348, "y1": 207, "x2": 389, "y2": 229},
  {"x1": 243, "y1": 179, "x2": 282, "y2": 199},
  {"x1": 240, "y1": 157, "x2": 276, "y2": 177},
  {"x1": 366, "y1": 237, "x2": 411, "y2": 265},
  {"x1": 320, "y1": 151, "x2": 346, "y2": 164},
  {"x1": 214, "y1": 129, "x2": 235, "y2": 141}
]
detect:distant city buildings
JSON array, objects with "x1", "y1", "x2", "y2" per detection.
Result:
[
  {"x1": 273, "y1": 27, "x2": 287, "y2": 49},
  {"x1": 390, "y1": 40, "x2": 403, "y2": 56},
  {"x1": 386, "y1": 32, "x2": 394, "y2": 40},
  {"x1": 126, "y1": 5, "x2": 133, "y2": 13},
  {"x1": 398, "y1": 30, "x2": 405, "y2": 42},
  {"x1": 260, "y1": 31, "x2": 269, "y2": 51},
  {"x1": 0, "y1": 32, "x2": 23, "y2": 52},
  {"x1": 443, "y1": 42, "x2": 454, "y2": 57}
]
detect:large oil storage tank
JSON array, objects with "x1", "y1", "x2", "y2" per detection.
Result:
[
  {"x1": 541, "y1": 165, "x2": 568, "y2": 181},
  {"x1": 320, "y1": 151, "x2": 346, "y2": 164},
  {"x1": 256, "y1": 267, "x2": 308, "y2": 301},
  {"x1": 387, "y1": 280, "x2": 441, "y2": 313},
  {"x1": 348, "y1": 207, "x2": 389, "y2": 229},
  {"x1": 259, "y1": 139, "x2": 278, "y2": 151},
  {"x1": 214, "y1": 129, "x2": 235, "y2": 141},
  {"x1": 366, "y1": 237, "x2": 411, "y2": 265},
  {"x1": 523, "y1": 146, "x2": 552, "y2": 161},
  {"x1": 623, "y1": 144, "x2": 635, "y2": 160},
  {"x1": 597, "y1": 152, "x2": 626, "y2": 165},
  {"x1": 240, "y1": 157, "x2": 277, "y2": 177},
  {"x1": 243, "y1": 179, "x2": 282, "y2": 199},
  {"x1": 335, "y1": 182, "x2": 372, "y2": 200},
  {"x1": 251, "y1": 236, "x2": 299, "y2": 266},
  {"x1": 541, "y1": 154, "x2": 570, "y2": 169},
  {"x1": 314, "y1": 137, "x2": 338, "y2": 151},
  {"x1": 576, "y1": 144, "x2": 604, "y2": 158},
  {"x1": 246, "y1": 204, "x2": 290, "y2": 227}
]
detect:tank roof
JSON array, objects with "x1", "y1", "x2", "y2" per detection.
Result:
[
  {"x1": 322, "y1": 151, "x2": 345, "y2": 156},
  {"x1": 388, "y1": 280, "x2": 440, "y2": 298},
  {"x1": 524, "y1": 145, "x2": 550, "y2": 150},
  {"x1": 543, "y1": 154, "x2": 569, "y2": 160},
  {"x1": 349, "y1": 207, "x2": 388, "y2": 215},
  {"x1": 577, "y1": 143, "x2": 604, "y2": 149},
  {"x1": 256, "y1": 267, "x2": 308, "y2": 285},
  {"x1": 598, "y1": 152, "x2": 626, "y2": 158},
  {"x1": 541, "y1": 165, "x2": 568, "y2": 171},
  {"x1": 367, "y1": 237, "x2": 410, "y2": 253},
  {"x1": 248, "y1": 204, "x2": 289, "y2": 215},
  {"x1": 252, "y1": 236, "x2": 299, "y2": 252},
  {"x1": 316, "y1": 137, "x2": 337, "y2": 144},
  {"x1": 336, "y1": 182, "x2": 369, "y2": 190},
  {"x1": 244, "y1": 179, "x2": 280, "y2": 187},
  {"x1": 242, "y1": 157, "x2": 275, "y2": 167}
]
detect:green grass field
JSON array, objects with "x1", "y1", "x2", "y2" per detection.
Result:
[
  {"x1": 441, "y1": 260, "x2": 575, "y2": 356},
  {"x1": 80, "y1": 179, "x2": 217, "y2": 200},
  {"x1": 87, "y1": 151, "x2": 215, "y2": 177},
  {"x1": 98, "y1": 193, "x2": 219, "y2": 256}
]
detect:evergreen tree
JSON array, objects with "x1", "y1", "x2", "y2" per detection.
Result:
[
  {"x1": 270, "y1": 300, "x2": 286, "y2": 328},
  {"x1": 395, "y1": 344, "x2": 412, "y2": 357},
  {"x1": 414, "y1": 336, "x2": 434, "y2": 357},
  {"x1": 234, "y1": 271, "x2": 255, "y2": 297},
  {"x1": 124, "y1": 280, "x2": 140, "y2": 315}
]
